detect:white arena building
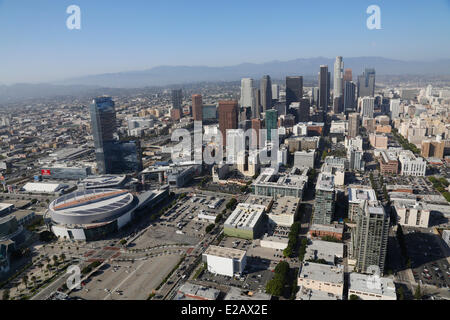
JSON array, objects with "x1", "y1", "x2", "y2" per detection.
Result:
[{"x1": 48, "y1": 189, "x2": 139, "y2": 241}]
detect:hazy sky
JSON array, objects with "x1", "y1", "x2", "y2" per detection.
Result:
[{"x1": 1, "y1": 0, "x2": 450, "y2": 84}]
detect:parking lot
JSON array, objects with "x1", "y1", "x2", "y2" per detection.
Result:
[
  {"x1": 404, "y1": 227, "x2": 450, "y2": 290},
  {"x1": 69, "y1": 254, "x2": 183, "y2": 300}
]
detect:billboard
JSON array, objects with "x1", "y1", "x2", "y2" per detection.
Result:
[{"x1": 41, "y1": 169, "x2": 51, "y2": 176}]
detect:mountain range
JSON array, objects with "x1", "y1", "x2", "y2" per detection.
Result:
[{"x1": 1, "y1": 56, "x2": 450, "y2": 103}]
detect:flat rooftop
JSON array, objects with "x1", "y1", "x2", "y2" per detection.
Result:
[
  {"x1": 296, "y1": 286, "x2": 341, "y2": 300},
  {"x1": 298, "y1": 262, "x2": 344, "y2": 284},
  {"x1": 348, "y1": 273, "x2": 396, "y2": 298},
  {"x1": 204, "y1": 245, "x2": 246, "y2": 261},
  {"x1": 224, "y1": 203, "x2": 265, "y2": 230},
  {"x1": 305, "y1": 240, "x2": 344, "y2": 264},
  {"x1": 245, "y1": 195, "x2": 273, "y2": 211},
  {"x1": 269, "y1": 196, "x2": 299, "y2": 216},
  {"x1": 176, "y1": 282, "x2": 220, "y2": 300},
  {"x1": 310, "y1": 223, "x2": 344, "y2": 233},
  {"x1": 316, "y1": 173, "x2": 335, "y2": 192},
  {"x1": 348, "y1": 187, "x2": 377, "y2": 204},
  {"x1": 224, "y1": 286, "x2": 271, "y2": 300}
]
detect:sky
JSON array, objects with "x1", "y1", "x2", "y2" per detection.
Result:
[{"x1": 0, "y1": 0, "x2": 449, "y2": 84}]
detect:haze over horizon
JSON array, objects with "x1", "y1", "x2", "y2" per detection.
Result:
[{"x1": 1, "y1": 0, "x2": 450, "y2": 84}]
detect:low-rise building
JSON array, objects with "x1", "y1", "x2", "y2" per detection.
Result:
[
  {"x1": 297, "y1": 262, "x2": 344, "y2": 299},
  {"x1": 348, "y1": 273, "x2": 396, "y2": 300},
  {"x1": 394, "y1": 202, "x2": 430, "y2": 228},
  {"x1": 309, "y1": 224, "x2": 344, "y2": 240},
  {"x1": 224, "y1": 203, "x2": 266, "y2": 239},
  {"x1": 305, "y1": 240, "x2": 344, "y2": 265},
  {"x1": 267, "y1": 196, "x2": 299, "y2": 227},
  {"x1": 175, "y1": 283, "x2": 220, "y2": 300},
  {"x1": 202, "y1": 245, "x2": 247, "y2": 277}
]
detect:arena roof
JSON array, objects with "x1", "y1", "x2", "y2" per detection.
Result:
[{"x1": 49, "y1": 189, "x2": 138, "y2": 226}]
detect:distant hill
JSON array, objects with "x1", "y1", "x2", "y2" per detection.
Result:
[
  {"x1": 1, "y1": 56, "x2": 450, "y2": 103},
  {"x1": 57, "y1": 57, "x2": 450, "y2": 88}
]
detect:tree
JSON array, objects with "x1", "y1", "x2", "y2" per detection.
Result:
[
  {"x1": 265, "y1": 277, "x2": 284, "y2": 296},
  {"x1": 2, "y1": 289, "x2": 10, "y2": 300},
  {"x1": 414, "y1": 285, "x2": 422, "y2": 300},
  {"x1": 215, "y1": 214, "x2": 223, "y2": 224},
  {"x1": 397, "y1": 286, "x2": 405, "y2": 300},
  {"x1": 349, "y1": 294, "x2": 360, "y2": 300},
  {"x1": 205, "y1": 224, "x2": 215, "y2": 233}
]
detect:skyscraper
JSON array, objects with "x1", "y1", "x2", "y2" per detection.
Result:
[
  {"x1": 286, "y1": 76, "x2": 303, "y2": 109},
  {"x1": 252, "y1": 88, "x2": 261, "y2": 119},
  {"x1": 352, "y1": 200, "x2": 390, "y2": 275},
  {"x1": 218, "y1": 100, "x2": 239, "y2": 148},
  {"x1": 390, "y1": 99, "x2": 401, "y2": 119},
  {"x1": 313, "y1": 173, "x2": 336, "y2": 225},
  {"x1": 357, "y1": 68, "x2": 376, "y2": 98},
  {"x1": 344, "y1": 81, "x2": 357, "y2": 112},
  {"x1": 251, "y1": 118, "x2": 262, "y2": 149},
  {"x1": 333, "y1": 56, "x2": 344, "y2": 98},
  {"x1": 344, "y1": 68, "x2": 353, "y2": 82},
  {"x1": 260, "y1": 75, "x2": 272, "y2": 113},
  {"x1": 360, "y1": 97, "x2": 375, "y2": 118},
  {"x1": 171, "y1": 89, "x2": 183, "y2": 110},
  {"x1": 90, "y1": 97, "x2": 142, "y2": 174},
  {"x1": 318, "y1": 65, "x2": 329, "y2": 116},
  {"x1": 265, "y1": 109, "x2": 278, "y2": 142},
  {"x1": 90, "y1": 97, "x2": 117, "y2": 174},
  {"x1": 348, "y1": 113, "x2": 360, "y2": 138},
  {"x1": 272, "y1": 84, "x2": 280, "y2": 101},
  {"x1": 192, "y1": 94, "x2": 203, "y2": 121},
  {"x1": 240, "y1": 78, "x2": 255, "y2": 109}
]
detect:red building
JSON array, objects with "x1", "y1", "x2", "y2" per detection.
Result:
[
  {"x1": 218, "y1": 100, "x2": 238, "y2": 147},
  {"x1": 192, "y1": 94, "x2": 203, "y2": 121}
]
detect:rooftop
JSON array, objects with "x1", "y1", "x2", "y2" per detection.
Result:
[
  {"x1": 224, "y1": 203, "x2": 265, "y2": 230},
  {"x1": 316, "y1": 173, "x2": 335, "y2": 192},
  {"x1": 204, "y1": 245, "x2": 246, "y2": 261},
  {"x1": 348, "y1": 273, "x2": 396, "y2": 298},
  {"x1": 348, "y1": 187, "x2": 377, "y2": 204},
  {"x1": 298, "y1": 262, "x2": 344, "y2": 284},
  {"x1": 224, "y1": 286, "x2": 271, "y2": 300}
]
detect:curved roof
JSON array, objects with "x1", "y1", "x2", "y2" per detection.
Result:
[{"x1": 49, "y1": 189, "x2": 137, "y2": 226}]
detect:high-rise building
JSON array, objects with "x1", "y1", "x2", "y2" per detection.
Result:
[
  {"x1": 90, "y1": 97, "x2": 142, "y2": 174},
  {"x1": 352, "y1": 200, "x2": 389, "y2": 275},
  {"x1": 333, "y1": 56, "x2": 344, "y2": 98},
  {"x1": 260, "y1": 75, "x2": 273, "y2": 113},
  {"x1": 344, "y1": 81, "x2": 357, "y2": 112},
  {"x1": 218, "y1": 100, "x2": 239, "y2": 148},
  {"x1": 390, "y1": 99, "x2": 401, "y2": 119},
  {"x1": 265, "y1": 109, "x2": 278, "y2": 142},
  {"x1": 298, "y1": 98, "x2": 311, "y2": 123},
  {"x1": 357, "y1": 69, "x2": 376, "y2": 98},
  {"x1": 252, "y1": 88, "x2": 261, "y2": 119},
  {"x1": 251, "y1": 118, "x2": 262, "y2": 149},
  {"x1": 318, "y1": 65, "x2": 329, "y2": 116},
  {"x1": 272, "y1": 84, "x2": 280, "y2": 101},
  {"x1": 286, "y1": 76, "x2": 303, "y2": 109},
  {"x1": 240, "y1": 78, "x2": 255, "y2": 109},
  {"x1": 313, "y1": 173, "x2": 336, "y2": 225},
  {"x1": 348, "y1": 113, "x2": 360, "y2": 138},
  {"x1": 421, "y1": 138, "x2": 445, "y2": 159},
  {"x1": 192, "y1": 94, "x2": 203, "y2": 121},
  {"x1": 90, "y1": 97, "x2": 117, "y2": 174},
  {"x1": 360, "y1": 97, "x2": 375, "y2": 118},
  {"x1": 344, "y1": 68, "x2": 353, "y2": 82},
  {"x1": 171, "y1": 89, "x2": 183, "y2": 110}
]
